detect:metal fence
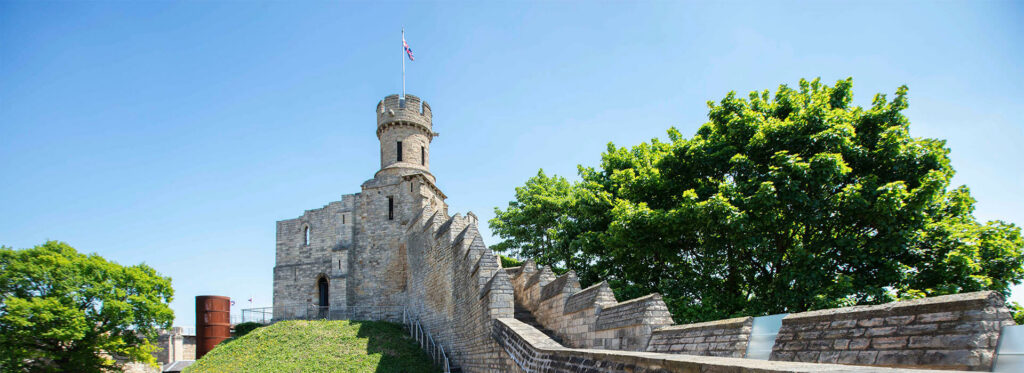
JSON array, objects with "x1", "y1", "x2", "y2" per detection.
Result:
[
  {"x1": 238, "y1": 304, "x2": 405, "y2": 324},
  {"x1": 402, "y1": 308, "x2": 451, "y2": 373}
]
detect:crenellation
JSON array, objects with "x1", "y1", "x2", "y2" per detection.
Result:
[
  {"x1": 540, "y1": 271, "x2": 581, "y2": 302},
  {"x1": 272, "y1": 93, "x2": 1019, "y2": 373},
  {"x1": 564, "y1": 281, "x2": 616, "y2": 315}
]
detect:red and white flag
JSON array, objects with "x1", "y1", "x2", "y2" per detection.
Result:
[{"x1": 403, "y1": 34, "x2": 414, "y2": 61}]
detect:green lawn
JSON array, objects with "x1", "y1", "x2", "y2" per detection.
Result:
[{"x1": 184, "y1": 320, "x2": 442, "y2": 373}]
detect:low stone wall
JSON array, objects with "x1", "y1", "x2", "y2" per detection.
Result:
[
  {"x1": 493, "y1": 318, "x2": 936, "y2": 373},
  {"x1": 503, "y1": 260, "x2": 1016, "y2": 371},
  {"x1": 594, "y1": 294, "x2": 674, "y2": 351},
  {"x1": 647, "y1": 316, "x2": 752, "y2": 357},
  {"x1": 770, "y1": 291, "x2": 1015, "y2": 371},
  {"x1": 560, "y1": 281, "x2": 617, "y2": 348}
]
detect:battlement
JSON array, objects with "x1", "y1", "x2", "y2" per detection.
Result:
[{"x1": 376, "y1": 94, "x2": 432, "y2": 136}]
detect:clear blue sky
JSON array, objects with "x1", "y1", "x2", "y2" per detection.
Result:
[{"x1": 2, "y1": 1, "x2": 1022, "y2": 328}]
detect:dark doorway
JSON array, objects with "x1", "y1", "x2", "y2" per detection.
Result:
[{"x1": 317, "y1": 277, "x2": 329, "y2": 319}]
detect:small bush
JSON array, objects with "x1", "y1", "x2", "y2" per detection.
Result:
[{"x1": 233, "y1": 322, "x2": 263, "y2": 338}]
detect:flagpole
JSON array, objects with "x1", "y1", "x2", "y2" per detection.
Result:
[{"x1": 402, "y1": 27, "x2": 406, "y2": 99}]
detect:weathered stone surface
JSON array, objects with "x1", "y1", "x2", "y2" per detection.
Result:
[
  {"x1": 646, "y1": 317, "x2": 753, "y2": 357},
  {"x1": 272, "y1": 94, "x2": 1019, "y2": 373},
  {"x1": 769, "y1": 291, "x2": 1014, "y2": 371},
  {"x1": 494, "y1": 318, "x2": 944, "y2": 373}
]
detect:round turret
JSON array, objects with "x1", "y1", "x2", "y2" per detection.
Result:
[
  {"x1": 375, "y1": 94, "x2": 435, "y2": 180},
  {"x1": 376, "y1": 94, "x2": 432, "y2": 135}
]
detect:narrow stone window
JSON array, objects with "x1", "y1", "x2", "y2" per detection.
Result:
[
  {"x1": 410, "y1": 182, "x2": 414, "y2": 193},
  {"x1": 388, "y1": 197, "x2": 394, "y2": 220},
  {"x1": 396, "y1": 141, "x2": 403, "y2": 162},
  {"x1": 342, "y1": 214, "x2": 345, "y2": 224},
  {"x1": 421, "y1": 146, "x2": 425, "y2": 166},
  {"x1": 303, "y1": 225, "x2": 310, "y2": 246}
]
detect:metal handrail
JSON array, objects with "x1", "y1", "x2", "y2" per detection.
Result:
[
  {"x1": 239, "y1": 304, "x2": 405, "y2": 324},
  {"x1": 403, "y1": 308, "x2": 452, "y2": 373}
]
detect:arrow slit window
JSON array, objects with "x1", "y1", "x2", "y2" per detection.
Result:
[{"x1": 388, "y1": 197, "x2": 394, "y2": 220}]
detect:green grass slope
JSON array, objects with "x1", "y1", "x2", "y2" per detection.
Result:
[{"x1": 184, "y1": 320, "x2": 441, "y2": 373}]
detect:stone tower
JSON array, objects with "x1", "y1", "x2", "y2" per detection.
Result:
[
  {"x1": 375, "y1": 94, "x2": 436, "y2": 180},
  {"x1": 273, "y1": 93, "x2": 447, "y2": 320}
]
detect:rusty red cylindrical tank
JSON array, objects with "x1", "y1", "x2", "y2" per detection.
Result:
[{"x1": 195, "y1": 295, "x2": 231, "y2": 359}]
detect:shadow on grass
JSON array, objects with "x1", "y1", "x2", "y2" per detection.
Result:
[{"x1": 354, "y1": 320, "x2": 443, "y2": 373}]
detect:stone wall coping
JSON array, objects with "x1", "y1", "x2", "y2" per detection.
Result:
[
  {"x1": 604, "y1": 292, "x2": 662, "y2": 310},
  {"x1": 783, "y1": 291, "x2": 1001, "y2": 324},
  {"x1": 451, "y1": 225, "x2": 470, "y2": 249},
  {"x1": 480, "y1": 270, "x2": 509, "y2": 300},
  {"x1": 652, "y1": 316, "x2": 752, "y2": 333},
  {"x1": 564, "y1": 281, "x2": 615, "y2": 314},
  {"x1": 525, "y1": 266, "x2": 555, "y2": 290},
  {"x1": 420, "y1": 210, "x2": 439, "y2": 234},
  {"x1": 404, "y1": 207, "x2": 428, "y2": 232},
  {"x1": 503, "y1": 266, "x2": 520, "y2": 278},
  {"x1": 540, "y1": 271, "x2": 580, "y2": 302},
  {"x1": 494, "y1": 318, "x2": 941, "y2": 372},
  {"x1": 513, "y1": 259, "x2": 537, "y2": 281},
  {"x1": 434, "y1": 215, "x2": 456, "y2": 239}
]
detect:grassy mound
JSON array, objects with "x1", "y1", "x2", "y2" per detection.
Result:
[{"x1": 184, "y1": 320, "x2": 441, "y2": 373}]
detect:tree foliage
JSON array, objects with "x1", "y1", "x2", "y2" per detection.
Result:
[
  {"x1": 490, "y1": 78, "x2": 1024, "y2": 323},
  {"x1": 0, "y1": 241, "x2": 174, "y2": 372}
]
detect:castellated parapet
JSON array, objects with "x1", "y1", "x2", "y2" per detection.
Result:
[
  {"x1": 273, "y1": 94, "x2": 1017, "y2": 372},
  {"x1": 376, "y1": 94, "x2": 435, "y2": 180}
]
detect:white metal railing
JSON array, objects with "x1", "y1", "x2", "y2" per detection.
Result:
[
  {"x1": 403, "y1": 308, "x2": 451, "y2": 373},
  {"x1": 239, "y1": 304, "x2": 404, "y2": 324}
]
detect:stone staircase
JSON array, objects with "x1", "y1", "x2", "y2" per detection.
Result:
[{"x1": 513, "y1": 303, "x2": 563, "y2": 345}]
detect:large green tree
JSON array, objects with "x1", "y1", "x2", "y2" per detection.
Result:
[
  {"x1": 490, "y1": 78, "x2": 1024, "y2": 323},
  {"x1": 0, "y1": 241, "x2": 174, "y2": 372}
]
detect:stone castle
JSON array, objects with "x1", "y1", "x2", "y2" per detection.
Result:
[
  {"x1": 273, "y1": 94, "x2": 1020, "y2": 372},
  {"x1": 274, "y1": 94, "x2": 445, "y2": 319}
]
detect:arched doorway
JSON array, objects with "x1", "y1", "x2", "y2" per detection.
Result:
[{"x1": 317, "y1": 277, "x2": 329, "y2": 319}]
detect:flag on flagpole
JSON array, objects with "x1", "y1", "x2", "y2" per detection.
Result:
[{"x1": 403, "y1": 34, "x2": 415, "y2": 61}]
